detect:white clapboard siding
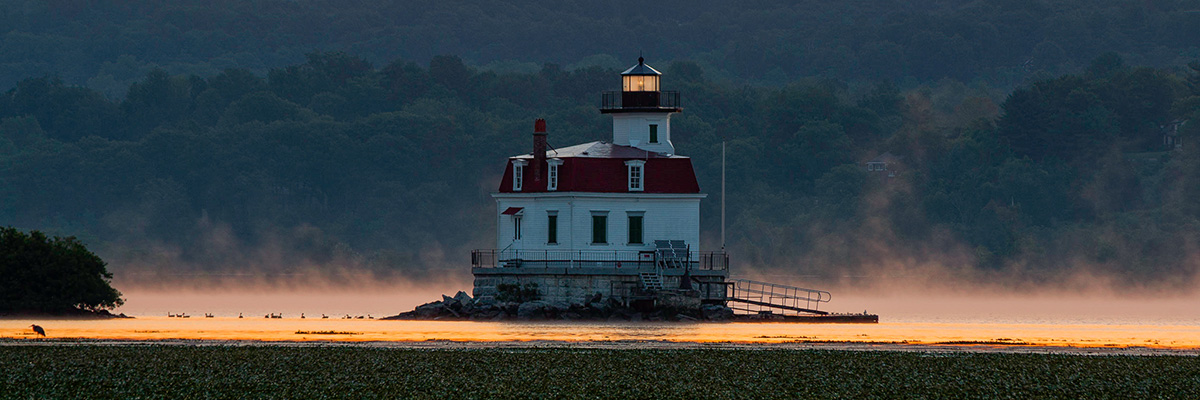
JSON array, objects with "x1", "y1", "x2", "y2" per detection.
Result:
[{"x1": 493, "y1": 192, "x2": 704, "y2": 253}]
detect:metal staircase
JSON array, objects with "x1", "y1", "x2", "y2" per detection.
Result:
[
  {"x1": 726, "y1": 279, "x2": 832, "y2": 315},
  {"x1": 639, "y1": 271, "x2": 664, "y2": 291},
  {"x1": 654, "y1": 240, "x2": 688, "y2": 269}
]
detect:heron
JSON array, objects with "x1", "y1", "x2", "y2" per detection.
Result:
[{"x1": 30, "y1": 324, "x2": 45, "y2": 337}]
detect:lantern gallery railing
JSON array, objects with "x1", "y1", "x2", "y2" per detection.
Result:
[
  {"x1": 600, "y1": 90, "x2": 680, "y2": 110},
  {"x1": 471, "y1": 249, "x2": 728, "y2": 271}
]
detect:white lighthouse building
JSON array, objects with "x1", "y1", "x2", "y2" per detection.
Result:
[{"x1": 472, "y1": 58, "x2": 729, "y2": 305}]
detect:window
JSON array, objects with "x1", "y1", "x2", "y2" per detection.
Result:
[
  {"x1": 547, "y1": 159, "x2": 562, "y2": 191},
  {"x1": 513, "y1": 216, "x2": 522, "y2": 240},
  {"x1": 649, "y1": 124, "x2": 658, "y2": 143},
  {"x1": 547, "y1": 213, "x2": 558, "y2": 244},
  {"x1": 625, "y1": 160, "x2": 645, "y2": 191},
  {"x1": 512, "y1": 160, "x2": 527, "y2": 191},
  {"x1": 628, "y1": 214, "x2": 644, "y2": 244},
  {"x1": 592, "y1": 214, "x2": 608, "y2": 244}
]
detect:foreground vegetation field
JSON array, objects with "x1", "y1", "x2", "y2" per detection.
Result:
[{"x1": 0, "y1": 346, "x2": 1196, "y2": 399}]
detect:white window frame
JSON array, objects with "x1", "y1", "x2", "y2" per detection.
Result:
[
  {"x1": 512, "y1": 159, "x2": 527, "y2": 191},
  {"x1": 625, "y1": 160, "x2": 645, "y2": 192},
  {"x1": 547, "y1": 158, "x2": 563, "y2": 191}
]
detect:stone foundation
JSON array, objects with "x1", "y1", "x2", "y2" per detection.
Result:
[{"x1": 472, "y1": 267, "x2": 727, "y2": 306}]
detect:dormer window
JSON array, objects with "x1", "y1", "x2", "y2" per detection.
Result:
[
  {"x1": 512, "y1": 159, "x2": 527, "y2": 191},
  {"x1": 625, "y1": 160, "x2": 645, "y2": 192},
  {"x1": 547, "y1": 158, "x2": 563, "y2": 191}
]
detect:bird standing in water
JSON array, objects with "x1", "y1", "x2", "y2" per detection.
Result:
[{"x1": 30, "y1": 324, "x2": 45, "y2": 337}]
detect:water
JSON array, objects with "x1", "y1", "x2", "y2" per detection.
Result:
[{"x1": 2, "y1": 289, "x2": 1198, "y2": 349}]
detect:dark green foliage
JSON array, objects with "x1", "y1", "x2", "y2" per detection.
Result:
[
  {"x1": 4, "y1": 1, "x2": 1200, "y2": 90},
  {"x1": 1, "y1": 347, "x2": 1198, "y2": 399},
  {"x1": 999, "y1": 62, "x2": 1183, "y2": 160},
  {"x1": 0, "y1": 77, "x2": 121, "y2": 142},
  {"x1": 0, "y1": 227, "x2": 123, "y2": 314},
  {"x1": 1, "y1": 51, "x2": 1199, "y2": 286}
]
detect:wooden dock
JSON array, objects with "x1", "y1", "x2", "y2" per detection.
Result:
[{"x1": 732, "y1": 313, "x2": 879, "y2": 323}]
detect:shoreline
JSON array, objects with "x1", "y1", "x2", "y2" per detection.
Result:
[
  {"x1": 1, "y1": 337, "x2": 1196, "y2": 356},
  {"x1": 0, "y1": 311, "x2": 131, "y2": 320}
]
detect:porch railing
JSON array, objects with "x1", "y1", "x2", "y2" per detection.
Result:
[{"x1": 471, "y1": 249, "x2": 728, "y2": 271}]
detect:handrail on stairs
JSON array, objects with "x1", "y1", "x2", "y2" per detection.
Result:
[{"x1": 727, "y1": 279, "x2": 832, "y2": 315}]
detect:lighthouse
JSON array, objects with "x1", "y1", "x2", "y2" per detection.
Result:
[{"x1": 471, "y1": 57, "x2": 729, "y2": 306}]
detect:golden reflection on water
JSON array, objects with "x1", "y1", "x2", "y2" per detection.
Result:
[
  {"x1": 1, "y1": 318, "x2": 1198, "y2": 349},
  {"x1": 2, "y1": 290, "x2": 1198, "y2": 349}
]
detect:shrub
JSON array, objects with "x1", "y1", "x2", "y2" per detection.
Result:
[{"x1": 0, "y1": 227, "x2": 123, "y2": 314}]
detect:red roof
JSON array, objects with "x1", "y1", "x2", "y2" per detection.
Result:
[{"x1": 498, "y1": 141, "x2": 701, "y2": 194}]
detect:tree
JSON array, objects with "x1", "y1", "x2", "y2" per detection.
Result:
[
  {"x1": 0, "y1": 227, "x2": 123, "y2": 314},
  {"x1": 123, "y1": 69, "x2": 199, "y2": 138}
]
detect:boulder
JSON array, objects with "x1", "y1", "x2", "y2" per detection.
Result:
[
  {"x1": 587, "y1": 300, "x2": 608, "y2": 311},
  {"x1": 453, "y1": 291, "x2": 473, "y2": 305},
  {"x1": 415, "y1": 301, "x2": 444, "y2": 318},
  {"x1": 474, "y1": 295, "x2": 497, "y2": 306},
  {"x1": 549, "y1": 301, "x2": 571, "y2": 313},
  {"x1": 517, "y1": 301, "x2": 548, "y2": 319},
  {"x1": 701, "y1": 305, "x2": 734, "y2": 321}
]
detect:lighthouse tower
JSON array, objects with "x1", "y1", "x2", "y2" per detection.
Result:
[
  {"x1": 601, "y1": 56, "x2": 681, "y2": 155},
  {"x1": 472, "y1": 58, "x2": 728, "y2": 306}
]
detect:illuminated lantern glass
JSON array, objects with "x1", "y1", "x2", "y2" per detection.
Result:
[{"x1": 622, "y1": 74, "x2": 659, "y2": 92}]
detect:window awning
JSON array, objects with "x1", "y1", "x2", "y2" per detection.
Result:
[{"x1": 501, "y1": 207, "x2": 524, "y2": 215}]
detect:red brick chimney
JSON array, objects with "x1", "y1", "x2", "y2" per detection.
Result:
[{"x1": 532, "y1": 119, "x2": 547, "y2": 185}]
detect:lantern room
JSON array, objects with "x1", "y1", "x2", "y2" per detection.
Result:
[
  {"x1": 622, "y1": 57, "x2": 660, "y2": 92},
  {"x1": 603, "y1": 57, "x2": 681, "y2": 112}
]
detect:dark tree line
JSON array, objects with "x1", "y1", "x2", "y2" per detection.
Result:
[
  {"x1": 2, "y1": 0, "x2": 1200, "y2": 96},
  {"x1": 1, "y1": 52, "x2": 1199, "y2": 287}
]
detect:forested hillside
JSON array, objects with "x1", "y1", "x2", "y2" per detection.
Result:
[
  {"x1": 2, "y1": 0, "x2": 1199, "y2": 96},
  {"x1": 2, "y1": 51, "x2": 1199, "y2": 287}
]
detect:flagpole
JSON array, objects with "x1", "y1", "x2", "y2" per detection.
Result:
[{"x1": 721, "y1": 141, "x2": 726, "y2": 250}]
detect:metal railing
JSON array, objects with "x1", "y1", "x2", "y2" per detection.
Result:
[
  {"x1": 601, "y1": 91, "x2": 680, "y2": 110},
  {"x1": 726, "y1": 279, "x2": 831, "y2": 315},
  {"x1": 471, "y1": 249, "x2": 727, "y2": 270}
]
